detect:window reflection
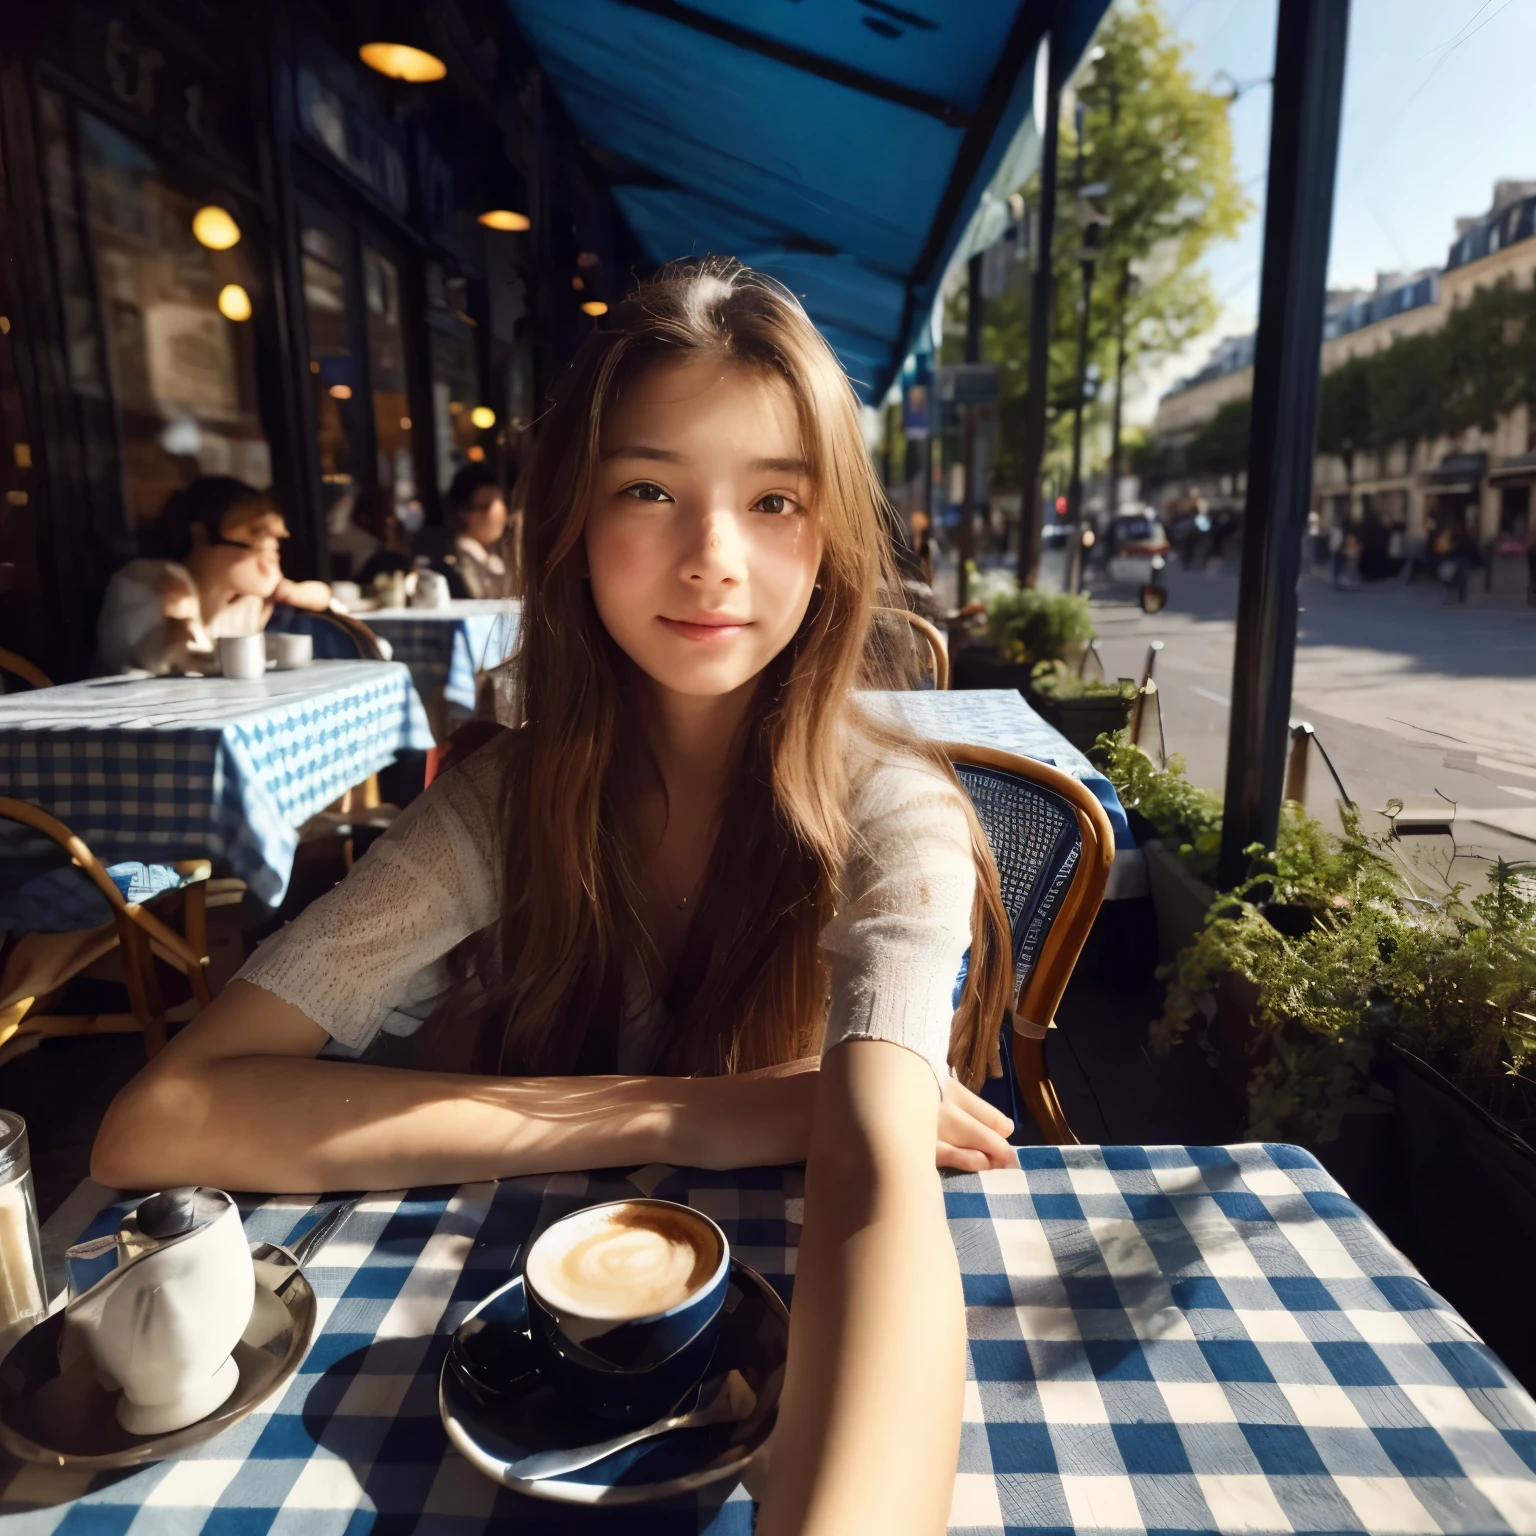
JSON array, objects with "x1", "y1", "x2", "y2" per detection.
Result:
[
  {"x1": 301, "y1": 225, "x2": 356, "y2": 493},
  {"x1": 41, "y1": 92, "x2": 271, "y2": 534},
  {"x1": 430, "y1": 326, "x2": 480, "y2": 493},
  {"x1": 364, "y1": 247, "x2": 414, "y2": 508}
]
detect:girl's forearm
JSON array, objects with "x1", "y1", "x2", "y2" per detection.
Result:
[
  {"x1": 756, "y1": 1040, "x2": 964, "y2": 1536},
  {"x1": 93, "y1": 1054, "x2": 815, "y2": 1194}
]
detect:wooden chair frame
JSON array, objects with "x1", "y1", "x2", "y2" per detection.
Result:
[
  {"x1": 0, "y1": 798, "x2": 213, "y2": 1057},
  {"x1": 872, "y1": 606, "x2": 950, "y2": 690},
  {"x1": 313, "y1": 608, "x2": 386, "y2": 661},
  {"x1": 0, "y1": 648, "x2": 52, "y2": 690},
  {"x1": 944, "y1": 743, "x2": 1115, "y2": 1144}
]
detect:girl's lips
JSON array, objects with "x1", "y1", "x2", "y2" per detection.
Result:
[{"x1": 659, "y1": 616, "x2": 750, "y2": 642}]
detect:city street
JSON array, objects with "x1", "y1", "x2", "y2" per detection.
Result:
[{"x1": 1067, "y1": 552, "x2": 1536, "y2": 876}]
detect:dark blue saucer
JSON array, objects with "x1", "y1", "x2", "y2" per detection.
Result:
[{"x1": 438, "y1": 1258, "x2": 788, "y2": 1506}]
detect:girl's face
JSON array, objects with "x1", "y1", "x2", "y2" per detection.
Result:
[
  {"x1": 585, "y1": 357, "x2": 823, "y2": 701},
  {"x1": 188, "y1": 506, "x2": 288, "y2": 598},
  {"x1": 462, "y1": 486, "x2": 509, "y2": 548}
]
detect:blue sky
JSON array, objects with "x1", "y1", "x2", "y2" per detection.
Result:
[{"x1": 1127, "y1": 0, "x2": 1536, "y2": 420}]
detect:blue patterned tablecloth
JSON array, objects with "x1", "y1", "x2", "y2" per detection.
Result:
[
  {"x1": 0, "y1": 662, "x2": 433, "y2": 906},
  {"x1": 367, "y1": 603, "x2": 521, "y2": 737},
  {"x1": 861, "y1": 689, "x2": 1133, "y2": 850},
  {"x1": 12, "y1": 1146, "x2": 1535, "y2": 1534}
]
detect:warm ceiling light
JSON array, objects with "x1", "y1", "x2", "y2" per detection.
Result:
[
  {"x1": 217, "y1": 284, "x2": 252, "y2": 321},
  {"x1": 581, "y1": 300, "x2": 609, "y2": 318},
  {"x1": 576, "y1": 251, "x2": 600, "y2": 269},
  {"x1": 465, "y1": 445, "x2": 486, "y2": 462},
  {"x1": 358, "y1": 42, "x2": 446, "y2": 82},
  {"x1": 329, "y1": 383, "x2": 353, "y2": 400},
  {"x1": 400, "y1": 415, "x2": 412, "y2": 430},
  {"x1": 470, "y1": 405, "x2": 496, "y2": 430},
  {"x1": 478, "y1": 208, "x2": 530, "y2": 232},
  {"x1": 571, "y1": 275, "x2": 585, "y2": 291},
  {"x1": 192, "y1": 205, "x2": 241, "y2": 250}
]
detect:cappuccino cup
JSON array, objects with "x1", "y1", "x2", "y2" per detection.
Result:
[{"x1": 522, "y1": 1199, "x2": 729, "y2": 1423}]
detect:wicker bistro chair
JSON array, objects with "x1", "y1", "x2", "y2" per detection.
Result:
[
  {"x1": 0, "y1": 798, "x2": 218, "y2": 1057},
  {"x1": 946, "y1": 743, "x2": 1115, "y2": 1144},
  {"x1": 871, "y1": 606, "x2": 949, "y2": 690},
  {"x1": 0, "y1": 649, "x2": 52, "y2": 692}
]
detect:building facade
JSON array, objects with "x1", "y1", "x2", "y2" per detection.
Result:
[
  {"x1": 1150, "y1": 181, "x2": 1536, "y2": 560},
  {"x1": 0, "y1": 0, "x2": 637, "y2": 679}
]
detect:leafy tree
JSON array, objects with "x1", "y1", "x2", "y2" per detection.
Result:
[
  {"x1": 1185, "y1": 395, "x2": 1251, "y2": 478},
  {"x1": 1315, "y1": 356, "x2": 1374, "y2": 503},
  {"x1": 974, "y1": 0, "x2": 1251, "y2": 491}
]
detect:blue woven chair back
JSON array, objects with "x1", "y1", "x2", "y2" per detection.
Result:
[
  {"x1": 264, "y1": 606, "x2": 367, "y2": 660},
  {"x1": 952, "y1": 762, "x2": 1082, "y2": 1005}
]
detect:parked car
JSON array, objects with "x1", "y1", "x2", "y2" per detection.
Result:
[{"x1": 1106, "y1": 510, "x2": 1170, "y2": 585}]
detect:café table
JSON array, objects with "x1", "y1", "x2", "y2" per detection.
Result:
[
  {"x1": 16, "y1": 1144, "x2": 1536, "y2": 1533},
  {"x1": 0, "y1": 661, "x2": 433, "y2": 906},
  {"x1": 864, "y1": 688, "x2": 1144, "y2": 898},
  {"x1": 363, "y1": 601, "x2": 521, "y2": 741}
]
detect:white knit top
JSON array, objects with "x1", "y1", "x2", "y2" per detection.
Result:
[{"x1": 237, "y1": 731, "x2": 977, "y2": 1087}]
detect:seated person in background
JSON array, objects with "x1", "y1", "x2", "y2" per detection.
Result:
[
  {"x1": 96, "y1": 476, "x2": 331, "y2": 675},
  {"x1": 441, "y1": 465, "x2": 517, "y2": 599},
  {"x1": 350, "y1": 487, "x2": 416, "y2": 589}
]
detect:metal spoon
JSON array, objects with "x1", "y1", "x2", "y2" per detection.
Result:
[{"x1": 507, "y1": 1369, "x2": 758, "y2": 1482}]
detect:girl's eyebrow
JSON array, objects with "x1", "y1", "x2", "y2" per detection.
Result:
[
  {"x1": 602, "y1": 444, "x2": 680, "y2": 462},
  {"x1": 600, "y1": 446, "x2": 809, "y2": 475}
]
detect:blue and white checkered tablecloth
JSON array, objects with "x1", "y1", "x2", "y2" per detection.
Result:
[
  {"x1": 11, "y1": 1145, "x2": 1535, "y2": 1534},
  {"x1": 0, "y1": 662, "x2": 433, "y2": 907},
  {"x1": 366, "y1": 603, "x2": 521, "y2": 736},
  {"x1": 862, "y1": 689, "x2": 1133, "y2": 851}
]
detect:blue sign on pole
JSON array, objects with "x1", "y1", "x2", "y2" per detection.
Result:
[{"x1": 902, "y1": 355, "x2": 932, "y2": 441}]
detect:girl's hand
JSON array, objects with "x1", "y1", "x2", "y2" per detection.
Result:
[
  {"x1": 937, "y1": 1078, "x2": 1015, "y2": 1171},
  {"x1": 274, "y1": 578, "x2": 334, "y2": 612}
]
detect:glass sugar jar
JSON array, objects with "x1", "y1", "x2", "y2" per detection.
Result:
[{"x1": 0, "y1": 1111, "x2": 47, "y2": 1349}]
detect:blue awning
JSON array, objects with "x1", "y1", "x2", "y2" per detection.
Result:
[{"x1": 503, "y1": 0, "x2": 1113, "y2": 401}]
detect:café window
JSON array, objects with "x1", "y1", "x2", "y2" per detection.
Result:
[
  {"x1": 363, "y1": 246, "x2": 415, "y2": 508},
  {"x1": 300, "y1": 222, "x2": 361, "y2": 501},
  {"x1": 429, "y1": 323, "x2": 482, "y2": 494},
  {"x1": 39, "y1": 90, "x2": 271, "y2": 534}
]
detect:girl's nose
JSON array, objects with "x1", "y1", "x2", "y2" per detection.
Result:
[{"x1": 681, "y1": 507, "x2": 747, "y2": 585}]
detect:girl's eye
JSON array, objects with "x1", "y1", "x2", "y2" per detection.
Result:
[
  {"x1": 754, "y1": 492, "x2": 797, "y2": 516},
  {"x1": 623, "y1": 481, "x2": 671, "y2": 503}
]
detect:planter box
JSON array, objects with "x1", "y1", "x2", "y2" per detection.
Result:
[
  {"x1": 1144, "y1": 841, "x2": 1263, "y2": 1111},
  {"x1": 949, "y1": 647, "x2": 1033, "y2": 693},
  {"x1": 1318, "y1": 1047, "x2": 1536, "y2": 1392},
  {"x1": 1027, "y1": 687, "x2": 1135, "y2": 753}
]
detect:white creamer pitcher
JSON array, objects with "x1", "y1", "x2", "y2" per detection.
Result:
[{"x1": 63, "y1": 1188, "x2": 254, "y2": 1435}]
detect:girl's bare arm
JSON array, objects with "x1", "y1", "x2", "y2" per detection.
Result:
[
  {"x1": 90, "y1": 981, "x2": 817, "y2": 1192},
  {"x1": 756, "y1": 1037, "x2": 964, "y2": 1536}
]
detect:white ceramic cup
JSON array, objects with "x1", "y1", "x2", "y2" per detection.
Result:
[
  {"x1": 411, "y1": 570, "x2": 451, "y2": 610},
  {"x1": 265, "y1": 632, "x2": 313, "y2": 670},
  {"x1": 216, "y1": 634, "x2": 268, "y2": 681},
  {"x1": 330, "y1": 580, "x2": 361, "y2": 611}
]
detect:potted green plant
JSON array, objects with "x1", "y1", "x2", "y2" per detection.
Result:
[
  {"x1": 1104, "y1": 739, "x2": 1536, "y2": 1383},
  {"x1": 952, "y1": 585, "x2": 1137, "y2": 749},
  {"x1": 1026, "y1": 662, "x2": 1139, "y2": 753}
]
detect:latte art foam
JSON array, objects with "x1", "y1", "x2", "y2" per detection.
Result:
[{"x1": 527, "y1": 1204, "x2": 720, "y2": 1321}]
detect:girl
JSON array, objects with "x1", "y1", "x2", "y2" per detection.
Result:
[
  {"x1": 95, "y1": 476, "x2": 331, "y2": 675},
  {"x1": 93, "y1": 260, "x2": 1018, "y2": 1535}
]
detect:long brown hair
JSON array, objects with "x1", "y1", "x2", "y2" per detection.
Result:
[{"x1": 467, "y1": 258, "x2": 1012, "y2": 1087}]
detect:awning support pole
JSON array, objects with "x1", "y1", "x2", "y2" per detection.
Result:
[
  {"x1": 1217, "y1": 0, "x2": 1351, "y2": 890},
  {"x1": 1016, "y1": 28, "x2": 1061, "y2": 589},
  {"x1": 958, "y1": 252, "x2": 983, "y2": 608}
]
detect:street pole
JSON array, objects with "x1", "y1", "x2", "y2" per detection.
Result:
[
  {"x1": 1217, "y1": 0, "x2": 1351, "y2": 889},
  {"x1": 957, "y1": 252, "x2": 983, "y2": 609},
  {"x1": 1064, "y1": 99, "x2": 1096, "y2": 597},
  {"x1": 1016, "y1": 29, "x2": 1061, "y2": 589}
]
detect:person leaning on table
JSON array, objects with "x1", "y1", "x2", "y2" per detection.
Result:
[
  {"x1": 93, "y1": 258, "x2": 1021, "y2": 1536},
  {"x1": 95, "y1": 476, "x2": 332, "y2": 675}
]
